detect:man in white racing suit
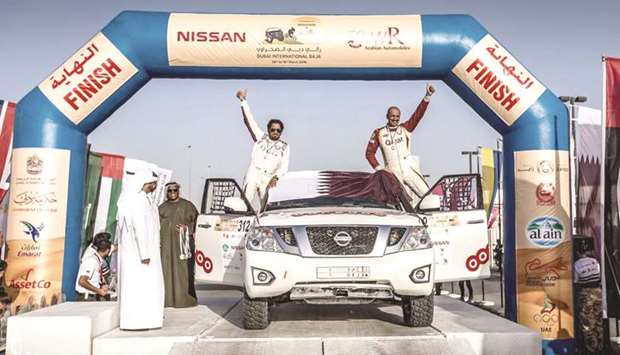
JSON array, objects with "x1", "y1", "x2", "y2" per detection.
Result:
[
  {"x1": 236, "y1": 89, "x2": 290, "y2": 207},
  {"x1": 365, "y1": 84, "x2": 435, "y2": 204}
]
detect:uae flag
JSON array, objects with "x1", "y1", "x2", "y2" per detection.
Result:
[
  {"x1": 81, "y1": 152, "x2": 103, "y2": 250},
  {"x1": 604, "y1": 57, "x2": 620, "y2": 317},
  {"x1": 0, "y1": 100, "x2": 15, "y2": 202},
  {"x1": 93, "y1": 153, "x2": 125, "y2": 237}
]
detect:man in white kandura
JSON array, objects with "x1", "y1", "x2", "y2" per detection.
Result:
[
  {"x1": 236, "y1": 88, "x2": 290, "y2": 207},
  {"x1": 117, "y1": 167, "x2": 164, "y2": 330},
  {"x1": 365, "y1": 84, "x2": 436, "y2": 205}
]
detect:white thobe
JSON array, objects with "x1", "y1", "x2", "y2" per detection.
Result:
[{"x1": 117, "y1": 191, "x2": 164, "y2": 330}]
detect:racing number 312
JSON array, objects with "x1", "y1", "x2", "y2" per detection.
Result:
[{"x1": 238, "y1": 220, "x2": 251, "y2": 232}]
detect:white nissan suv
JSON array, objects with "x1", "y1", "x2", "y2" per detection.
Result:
[{"x1": 195, "y1": 170, "x2": 490, "y2": 329}]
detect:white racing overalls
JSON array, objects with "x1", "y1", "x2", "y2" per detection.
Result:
[
  {"x1": 240, "y1": 101, "x2": 289, "y2": 207},
  {"x1": 366, "y1": 98, "x2": 430, "y2": 205}
]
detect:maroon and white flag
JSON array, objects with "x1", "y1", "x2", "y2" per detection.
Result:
[
  {"x1": 604, "y1": 57, "x2": 620, "y2": 317},
  {"x1": 0, "y1": 100, "x2": 15, "y2": 202}
]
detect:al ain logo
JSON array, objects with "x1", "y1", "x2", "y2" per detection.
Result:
[{"x1": 526, "y1": 216, "x2": 564, "y2": 248}]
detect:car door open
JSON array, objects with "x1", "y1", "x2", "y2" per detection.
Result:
[
  {"x1": 416, "y1": 174, "x2": 491, "y2": 283},
  {"x1": 194, "y1": 178, "x2": 255, "y2": 288}
]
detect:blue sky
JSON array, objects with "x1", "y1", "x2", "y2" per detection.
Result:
[{"x1": 1, "y1": 0, "x2": 617, "y2": 205}]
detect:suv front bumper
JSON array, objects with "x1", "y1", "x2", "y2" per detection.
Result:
[{"x1": 244, "y1": 248, "x2": 434, "y2": 299}]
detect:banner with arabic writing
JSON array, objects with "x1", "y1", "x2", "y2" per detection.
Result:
[
  {"x1": 38, "y1": 32, "x2": 138, "y2": 125},
  {"x1": 515, "y1": 150, "x2": 574, "y2": 340},
  {"x1": 5, "y1": 148, "x2": 70, "y2": 312},
  {"x1": 167, "y1": 14, "x2": 423, "y2": 68},
  {"x1": 452, "y1": 34, "x2": 546, "y2": 126}
]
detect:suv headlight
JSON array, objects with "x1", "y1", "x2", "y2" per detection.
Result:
[
  {"x1": 246, "y1": 227, "x2": 284, "y2": 253},
  {"x1": 400, "y1": 226, "x2": 431, "y2": 251}
]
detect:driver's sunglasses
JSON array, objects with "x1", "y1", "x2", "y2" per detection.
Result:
[
  {"x1": 269, "y1": 128, "x2": 282, "y2": 133},
  {"x1": 167, "y1": 188, "x2": 179, "y2": 193}
]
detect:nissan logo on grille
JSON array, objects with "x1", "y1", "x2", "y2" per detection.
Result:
[{"x1": 333, "y1": 231, "x2": 352, "y2": 247}]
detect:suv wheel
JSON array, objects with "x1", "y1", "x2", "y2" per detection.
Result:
[
  {"x1": 242, "y1": 292, "x2": 270, "y2": 329},
  {"x1": 401, "y1": 294, "x2": 434, "y2": 327}
]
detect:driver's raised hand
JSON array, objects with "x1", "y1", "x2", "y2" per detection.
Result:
[{"x1": 236, "y1": 89, "x2": 247, "y2": 101}]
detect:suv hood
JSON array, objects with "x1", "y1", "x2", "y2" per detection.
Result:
[{"x1": 258, "y1": 207, "x2": 424, "y2": 227}]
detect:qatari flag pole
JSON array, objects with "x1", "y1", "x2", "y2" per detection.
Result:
[{"x1": 603, "y1": 56, "x2": 620, "y2": 319}]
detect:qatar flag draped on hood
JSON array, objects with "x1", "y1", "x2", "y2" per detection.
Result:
[{"x1": 268, "y1": 170, "x2": 409, "y2": 206}]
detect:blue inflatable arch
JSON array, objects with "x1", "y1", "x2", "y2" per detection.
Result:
[{"x1": 11, "y1": 11, "x2": 571, "y2": 339}]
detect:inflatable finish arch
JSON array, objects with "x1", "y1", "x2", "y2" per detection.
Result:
[{"x1": 9, "y1": 11, "x2": 572, "y2": 346}]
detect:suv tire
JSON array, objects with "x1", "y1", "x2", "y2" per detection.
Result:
[
  {"x1": 402, "y1": 294, "x2": 434, "y2": 327},
  {"x1": 243, "y1": 292, "x2": 270, "y2": 329}
]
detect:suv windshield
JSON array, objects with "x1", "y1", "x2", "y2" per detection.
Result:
[{"x1": 265, "y1": 196, "x2": 400, "y2": 211}]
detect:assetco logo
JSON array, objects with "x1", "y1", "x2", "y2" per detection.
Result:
[
  {"x1": 535, "y1": 182, "x2": 556, "y2": 206},
  {"x1": 195, "y1": 250, "x2": 213, "y2": 274},
  {"x1": 526, "y1": 216, "x2": 564, "y2": 248},
  {"x1": 465, "y1": 245, "x2": 489, "y2": 272},
  {"x1": 26, "y1": 155, "x2": 43, "y2": 175},
  {"x1": 9, "y1": 268, "x2": 52, "y2": 289}
]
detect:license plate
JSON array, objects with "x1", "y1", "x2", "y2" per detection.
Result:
[{"x1": 316, "y1": 266, "x2": 370, "y2": 279}]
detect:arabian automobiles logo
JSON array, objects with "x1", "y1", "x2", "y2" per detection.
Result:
[
  {"x1": 526, "y1": 216, "x2": 564, "y2": 248},
  {"x1": 20, "y1": 221, "x2": 44, "y2": 243}
]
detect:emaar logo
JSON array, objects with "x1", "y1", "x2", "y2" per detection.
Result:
[
  {"x1": 20, "y1": 221, "x2": 44, "y2": 243},
  {"x1": 526, "y1": 216, "x2": 564, "y2": 248}
]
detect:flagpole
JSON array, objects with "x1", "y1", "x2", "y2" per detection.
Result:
[{"x1": 601, "y1": 56, "x2": 608, "y2": 319}]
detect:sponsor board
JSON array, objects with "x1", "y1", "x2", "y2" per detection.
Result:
[
  {"x1": 5, "y1": 148, "x2": 70, "y2": 312},
  {"x1": 167, "y1": 14, "x2": 423, "y2": 68},
  {"x1": 38, "y1": 32, "x2": 138, "y2": 125},
  {"x1": 515, "y1": 150, "x2": 573, "y2": 339},
  {"x1": 452, "y1": 34, "x2": 546, "y2": 126}
]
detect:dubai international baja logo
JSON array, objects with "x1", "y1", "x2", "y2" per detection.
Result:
[
  {"x1": 20, "y1": 221, "x2": 44, "y2": 243},
  {"x1": 526, "y1": 216, "x2": 564, "y2": 248},
  {"x1": 26, "y1": 155, "x2": 43, "y2": 175},
  {"x1": 535, "y1": 182, "x2": 556, "y2": 206}
]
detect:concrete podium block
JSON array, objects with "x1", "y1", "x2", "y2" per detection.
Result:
[
  {"x1": 6, "y1": 301, "x2": 119, "y2": 355},
  {"x1": 93, "y1": 305, "x2": 221, "y2": 355},
  {"x1": 433, "y1": 297, "x2": 541, "y2": 355}
]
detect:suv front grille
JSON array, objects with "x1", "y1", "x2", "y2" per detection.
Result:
[{"x1": 306, "y1": 226, "x2": 378, "y2": 255}]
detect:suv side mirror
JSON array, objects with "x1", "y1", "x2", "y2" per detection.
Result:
[
  {"x1": 417, "y1": 194, "x2": 440, "y2": 212},
  {"x1": 223, "y1": 197, "x2": 248, "y2": 213}
]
